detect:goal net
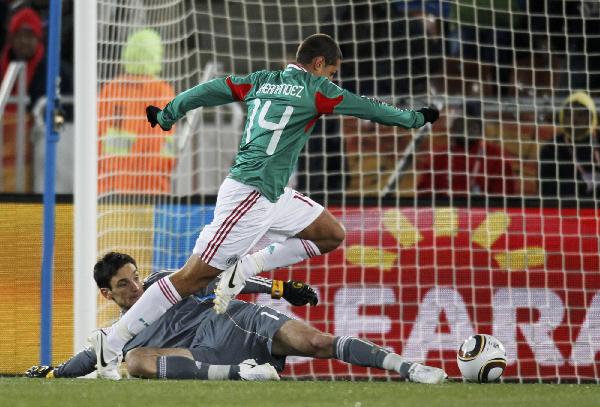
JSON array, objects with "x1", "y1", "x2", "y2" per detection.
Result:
[{"x1": 79, "y1": 0, "x2": 600, "y2": 382}]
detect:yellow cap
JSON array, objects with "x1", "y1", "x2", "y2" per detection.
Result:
[{"x1": 559, "y1": 90, "x2": 598, "y2": 143}]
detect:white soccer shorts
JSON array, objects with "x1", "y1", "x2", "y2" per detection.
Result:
[{"x1": 193, "y1": 177, "x2": 324, "y2": 270}]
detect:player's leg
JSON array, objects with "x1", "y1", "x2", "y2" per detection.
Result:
[
  {"x1": 126, "y1": 347, "x2": 278, "y2": 381},
  {"x1": 246, "y1": 208, "x2": 344, "y2": 274},
  {"x1": 244, "y1": 194, "x2": 345, "y2": 276},
  {"x1": 126, "y1": 347, "x2": 191, "y2": 378},
  {"x1": 214, "y1": 190, "x2": 344, "y2": 312},
  {"x1": 271, "y1": 320, "x2": 447, "y2": 384},
  {"x1": 294, "y1": 207, "x2": 345, "y2": 254},
  {"x1": 94, "y1": 179, "x2": 275, "y2": 376}
]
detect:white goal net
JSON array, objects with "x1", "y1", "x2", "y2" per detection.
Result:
[{"x1": 77, "y1": 0, "x2": 600, "y2": 382}]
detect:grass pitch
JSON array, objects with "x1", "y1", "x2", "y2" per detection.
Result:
[{"x1": 1, "y1": 378, "x2": 599, "y2": 407}]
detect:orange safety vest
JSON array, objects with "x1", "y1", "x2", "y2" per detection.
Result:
[{"x1": 97, "y1": 74, "x2": 176, "y2": 194}]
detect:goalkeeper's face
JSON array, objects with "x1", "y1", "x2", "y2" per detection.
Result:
[{"x1": 100, "y1": 263, "x2": 144, "y2": 311}]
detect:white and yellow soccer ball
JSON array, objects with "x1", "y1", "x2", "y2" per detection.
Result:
[{"x1": 457, "y1": 334, "x2": 507, "y2": 383}]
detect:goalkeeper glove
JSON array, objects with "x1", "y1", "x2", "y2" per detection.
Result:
[
  {"x1": 417, "y1": 106, "x2": 439, "y2": 125},
  {"x1": 25, "y1": 365, "x2": 55, "y2": 379},
  {"x1": 272, "y1": 280, "x2": 318, "y2": 306},
  {"x1": 146, "y1": 105, "x2": 170, "y2": 131}
]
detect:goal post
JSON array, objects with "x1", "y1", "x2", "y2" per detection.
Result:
[
  {"x1": 74, "y1": 0, "x2": 600, "y2": 382},
  {"x1": 73, "y1": 0, "x2": 98, "y2": 353}
]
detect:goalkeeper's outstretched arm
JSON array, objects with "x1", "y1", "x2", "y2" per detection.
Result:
[
  {"x1": 144, "y1": 271, "x2": 318, "y2": 306},
  {"x1": 203, "y1": 274, "x2": 318, "y2": 306},
  {"x1": 242, "y1": 276, "x2": 318, "y2": 306},
  {"x1": 25, "y1": 348, "x2": 97, "y2": 378}
]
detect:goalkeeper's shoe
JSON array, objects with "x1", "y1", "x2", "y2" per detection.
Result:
[
  {"x1": 213, "y1": 257, "x2": 258, "y2": 314},
  {"x1": 88, "y1": 329, "x2": 122, "y2": 380},
  {"x1": 238, "y1": 359, "x2": 280, "y2": 381},
  {"x1": 407, "y1": 363, "x2": 447, "y2": 384}
]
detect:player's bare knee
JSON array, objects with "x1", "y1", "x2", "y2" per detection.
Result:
[
  {"x1": 309, "y1": 333, "x2": 335, "y2": 358},
  {"x1": 320, "y1": 222, "x2": 345, "y2": 254},
  {"x1": 125, "y1": 349, "x2": 154, "y2": 378},
  {"x1": 331, "y1": 221, "x2": 346, "y2": 247},
  {"x1": 172, "y1": 258, "x2": 220, "y2": 295}
]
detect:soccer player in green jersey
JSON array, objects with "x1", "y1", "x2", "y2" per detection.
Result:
[{"x1": 92, "y1": 34, "x2": 440, "y2": 380}]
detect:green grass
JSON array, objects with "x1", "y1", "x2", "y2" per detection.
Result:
[{"x1": 1, "y1": 378, "x2": 599, "y2": 407}]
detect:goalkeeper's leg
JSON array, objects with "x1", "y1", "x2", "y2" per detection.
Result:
[
  {"x1": 126, "y1": 348, "x2": 279, "y2": 381},
  {"x1": 272, "y1": 321, "x2": 447, "y2": 384}
]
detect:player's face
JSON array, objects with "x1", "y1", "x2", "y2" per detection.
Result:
[
  {"x1": 10, "y1": 28, "x2": 39, "y2": 61},
  {"x1": 101, "y1": 263, "x2": 143, "y2": 311},
  {"x1": 312, "y1": 57, "x2": 340, "y2": 81}
]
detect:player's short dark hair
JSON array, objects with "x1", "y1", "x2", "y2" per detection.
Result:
[
  {"x1": 94, "y1": 252, "x2": 137, "y2": 290},
  {"x1": 296, "y1": 33, "x2": 342, "y2": 66}
]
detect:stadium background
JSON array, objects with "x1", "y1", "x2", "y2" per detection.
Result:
[
  {"x1": 2, "y1": 199, "x2": 599, "y2": 380},
  {"x1": 1, "y1": 0, "x2": 600, "y2": 383}
]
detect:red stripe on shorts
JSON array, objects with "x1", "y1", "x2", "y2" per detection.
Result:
[
  {"x1": 201, "y1": 191, "x2": 261, "y2": 264},
  {"x1": 202, "y1": 192, "x2": 260, "y2": 264},
  {"x1": 293, "y1": 194, "x2": 314, "y2": 207},
  {"x1": 157, "y1": 278, "x2": 178, "y2": 305},
  {"x1": 201, "y1": 191, "x2": 259, "y2": 262}
]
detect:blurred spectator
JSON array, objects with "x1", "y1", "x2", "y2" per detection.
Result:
[
  {"x1": 97, "y1": 29, "x2": 176, "y2": 195},
  {"x1": 539, "y1": 91, "x2": 600, "y2": 201},
  {"x1": 0, "y1": 6, "x2": 73, "y2": 109},
  {"x1": 0, "y1": 7, "x2": 45, "y2": 105},
  {"x1": 417, "y1": 102, "x2": 515, "y2": 197},
  {"x1": 0, "y1": 7, "x2": 45, "y2": 192}
]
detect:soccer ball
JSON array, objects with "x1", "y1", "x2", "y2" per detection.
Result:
[{"x1": 457, "y1": 334, "x2": 507, "y2": 383}]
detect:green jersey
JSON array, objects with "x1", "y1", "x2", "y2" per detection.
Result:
[{"x1": 158, "y1": 63, "x2": 425, "y2": 202}]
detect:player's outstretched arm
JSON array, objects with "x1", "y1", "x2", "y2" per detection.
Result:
[
  {"x1": 143, "y1": 271, "x2": 317, "y2": 306},
  {"x1": 25, "y1": 348, "x2": 97, "y2": 379},
  {"x1": 146, "y1": 76, "x2": 244, "y2": 131},
  {"x1": 239, "y1": 276, "x2": 318, "y2": 306},
  {"x1": 24, "y1": 365, "x2": 55, "y2": 378},
  {"x1": 274, "y1": 280, "x2": 319, "y2": 306},
  {"x1": 317, "y1": 78, "x2": 438, "y2": 129}
]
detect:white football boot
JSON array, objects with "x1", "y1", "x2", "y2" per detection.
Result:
[
  {"x1": 407, "y1": 363, "x2": 447, "y2": 384},
  {"x1": 88, "y1": 329, "x2": 122, "y2": 380},
  {"x1": 213, "y1": 257, "x2": 260, "y2": 314},
  {"x1": 238, "y1": 359, "x2": 280, "y2": 381}
]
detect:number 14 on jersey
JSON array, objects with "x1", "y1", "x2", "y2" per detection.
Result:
[{"x1": 246, "y1": 98, "x2": 294, "y2": 155}]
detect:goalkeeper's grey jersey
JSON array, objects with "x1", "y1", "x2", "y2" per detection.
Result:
[{"x1": 54, "y1": 277, "x2": 273, "y2": 378}]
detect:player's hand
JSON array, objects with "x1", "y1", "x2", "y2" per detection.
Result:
[
  {"x1": 24, "y1": 365, "x2": 55, "y2": 378},
  {"x1": 417, "y1": 106, "x2": 439, "y2": 124},
  {"x1": 146, "y1": 105, "x2": 170, "y2": 131},
  {"x1": 281, "y1": 280, "x2": 318, "y2": 306}
]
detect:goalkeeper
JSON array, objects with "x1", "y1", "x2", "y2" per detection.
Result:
[
  {"x1": 93, "y1": 33, "x2": 440, "y2": 380},
  {"x1": 27, "y1": 252, "x2": 445, "y2": 383}
]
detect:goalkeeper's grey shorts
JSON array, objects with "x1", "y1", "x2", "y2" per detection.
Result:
[{"x1": 189, "y1": 300, "x2": 292, "y2": 372}]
